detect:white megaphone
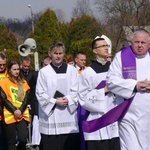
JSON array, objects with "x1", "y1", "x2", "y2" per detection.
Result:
[
  {"x1": 24, "y1": 38, "x2": 36, "y2": 49},
  {"x1": 18, "y1": 38, "x2": 39, "y2": 71},
  {"x1": 18, "y1": 44, "x2": 31, "y2": 56},
  {"x1": 18, "y1": 38, "x2": 36, "y2": 56},
  {"x1": 101, "y1": 35, "x2": 112, "y2": 54}
]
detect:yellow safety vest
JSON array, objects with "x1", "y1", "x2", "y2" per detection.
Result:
[{"x1": 0, "y1": 78, "x2": 30, "y2": 124}]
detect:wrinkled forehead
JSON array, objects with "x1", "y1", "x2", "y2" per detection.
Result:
[{"x1": 132, "y1": 32, "x2": 150, "y2": 42}]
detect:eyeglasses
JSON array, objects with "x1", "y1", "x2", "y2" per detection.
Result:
[
  {"x1": 0, "y1": 64, "x2": 6, "y2": 66},
  {"x1": 95, "y1": 44, "x2": 110, "y2": 49}
]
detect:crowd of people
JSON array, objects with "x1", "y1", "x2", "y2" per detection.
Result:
[{"x1": 0, "y1": 28, "x2": 150, "y2": 150}]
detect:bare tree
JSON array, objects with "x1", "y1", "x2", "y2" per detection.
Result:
[
  {"x1": 72, "y1": 0, "x2": 93, "y2": 18},
  {"x1": 94, "y1": 0, "x2": 150, "y2": 50},
  {"x1": 95, "y1": 0, "x2": 150, "y2": 25}
]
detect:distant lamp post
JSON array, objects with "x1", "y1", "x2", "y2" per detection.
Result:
[{"x1": 28, "y1": 4, "x2": 34, "y2": 33}]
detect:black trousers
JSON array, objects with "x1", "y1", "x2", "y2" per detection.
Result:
[
  {"x1": 85, "y1": 137, "x2": 120, "y2": 150},
  {"x1": 4, "y1": 119, "x2": 28, "y2": 150},
  {"x1": 41, "y1": 133, "x2": 80, "y2": 150}
]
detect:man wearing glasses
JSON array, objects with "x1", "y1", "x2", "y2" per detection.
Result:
[
  {"x1": 0, "y1": 52, "x2": 7, "y2": 150},
  {"x1": 78, "y1": 37, "x2": 120, "y2": 150}
]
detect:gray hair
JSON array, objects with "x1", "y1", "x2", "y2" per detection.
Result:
[{"x1": 131, "y1": 28, "x2": 150, "y2": 42}]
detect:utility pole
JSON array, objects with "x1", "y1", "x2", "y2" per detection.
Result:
[{"x1": 28, "y1": 4, "x2": 34, "y2": 33}]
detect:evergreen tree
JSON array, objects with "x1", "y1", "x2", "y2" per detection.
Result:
[
  {"x1": 59, "y1": 22, "x2": 70, "y2": 53},
  {"x1": 33, "y1": 9, "x2": 62, "y2": 61},
  {"x1": 68, "y1": 15, "x2": 102, "y2": 64},
  {"x1": 0, "y1": 24, "x2": 17, "y2": 52}
]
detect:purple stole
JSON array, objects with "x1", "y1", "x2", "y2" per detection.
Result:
[{"x1": 82, "y1": 46, "x2": 137, "y2": 133}]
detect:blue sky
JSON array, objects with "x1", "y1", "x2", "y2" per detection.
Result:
[{"x1": 0, "y1": 0, "x2": 77, "y2": 22}]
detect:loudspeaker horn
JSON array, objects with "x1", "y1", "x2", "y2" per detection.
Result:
[
  {"x1": 18, "y1": 38, "x2": 36, "y2": 56},
  {"x1": 24, "y1": 38, "x2": 36, "y2": 49},
  {"x1": 18, "y1": 44, "x2": 31, "y2": 56}
]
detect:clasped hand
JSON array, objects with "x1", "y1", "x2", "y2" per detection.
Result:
[
  {"x1": 56, "y1": 97, "x2": 68, "y2": 107},
  {"x1": 14, "y1": 109, "x2": 22, "y2": 118},
  {"x1": 136, "y1": 79, "x2": 150, "y2": 92}
]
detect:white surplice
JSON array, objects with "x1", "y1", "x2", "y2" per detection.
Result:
[
  {"x1": 36, "y1": 64, "x2": 79, "y2": 135},
  {"x1": 78, "y1": 65, "x2": 119, "y2": 141},
  {"x1": 107, "y1": 51, "x2": 150, "y2": 150}
]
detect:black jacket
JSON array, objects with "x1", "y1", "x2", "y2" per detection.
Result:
[{"x1": 21, "y1": 69, "x2": 39, "y2": 116}]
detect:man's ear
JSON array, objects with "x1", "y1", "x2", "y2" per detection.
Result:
[
  {"x1": 75, "y1": 57, "x2": 77, "y2": 63},
  {"x1": 93, "y1": 49, "x2": 97, "y2": 54},
  {"x1": 48, "y1": 51, "x2": 51, "y2": 57}
]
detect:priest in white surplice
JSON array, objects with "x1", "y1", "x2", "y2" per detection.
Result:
[
  {"x1": 78, "y1": 36, "x2": 120, "y2": 150},
  {"x1": 106, "y1": 29, "x2": 150, "y2": 150},
  {"x1": 36, "y1": 42, "x2": 80, "y2": 150}
]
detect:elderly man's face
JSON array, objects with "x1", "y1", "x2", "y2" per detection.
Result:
[{"x1": 131, "y1": 33, "x2": 150, "y2": 56}]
